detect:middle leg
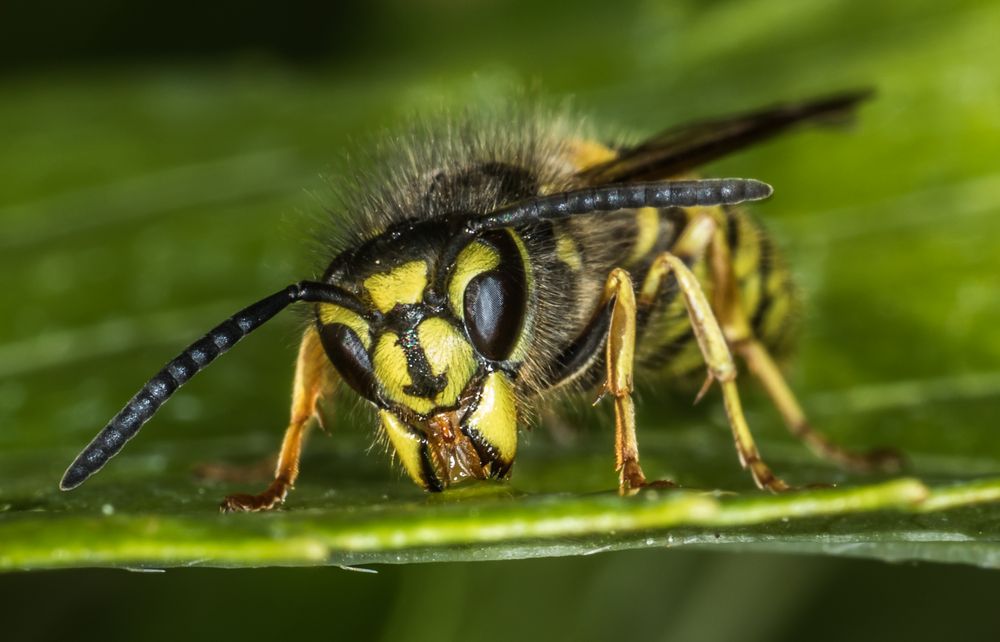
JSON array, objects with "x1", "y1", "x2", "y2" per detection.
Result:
[{"x1": 639, "y1": 252, "x2": 791, "y2": 492}]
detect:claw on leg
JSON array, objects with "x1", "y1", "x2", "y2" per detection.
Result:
[
  {"x1": 721, "y1": 380, "x2": 791, "y2": 492},
  {"x1": 217, "y1": 326, "x2": 334, "y2": 512},
  {"x1": 735, "y1": 340, "x2": 904, "y2": 474},
  {"x1": 220, "y1": 478, "x2": 290, "y2": 513},
  {"x1": 600, "y1": 268, "x2": 679, "y2": 494},
  {"x1": 642, "y1": 251, "x2": 793, "y2": 493}
]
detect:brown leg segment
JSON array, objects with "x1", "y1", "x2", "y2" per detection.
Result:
[
  {"x1": 220, "y1": 325, "x2": 334, "y2": 512},
  {"x1": 735, "y1": 340, "x2": 902, "y2": 472},
  {"x1": 640, "y1": 252, "x2": 791, "y2": 492},
  {"x1": 706, "y1": 229, "x2": 902, "y2": 474}
]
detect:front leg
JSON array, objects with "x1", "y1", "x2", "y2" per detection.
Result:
[
  {"x1": 600, "y1": 269, "x2": 647, "y2": 493},
  {"x1": 591, "y1": 268, "x2": 676, "y2": 494},
  {"x1": 220, "y1": 325, "x2": 335, "y2": 512}
]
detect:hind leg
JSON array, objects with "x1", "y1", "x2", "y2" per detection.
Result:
[{"x1": 706, "y1": 227, "x2": 902, "y2": 473}]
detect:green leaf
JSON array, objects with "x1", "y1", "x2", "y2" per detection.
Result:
[{"x1": 2, "y1": 0, "x2": 1000, "y2": 572}]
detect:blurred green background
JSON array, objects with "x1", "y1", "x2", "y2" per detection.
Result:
[{"x1": 2, "y1": 0, "x2": 1000, "y2": 639}]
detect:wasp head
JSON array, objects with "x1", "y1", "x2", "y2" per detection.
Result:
[{"x1": 316, "y1": 221, "x2": 530, "y2": 491}]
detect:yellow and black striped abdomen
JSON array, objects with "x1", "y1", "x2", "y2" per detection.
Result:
[
  {"x1": 556, "y1": 139, "x2": 797, "y2": 385},
  {"x1": 534, "y1": 203, "x2": 797, "y2": 394},
  {"x1": 631, "y1": 205, "x2": 798, "y2": 380},
  {"x1": 726, "y1": 207, "x2": 798, "y2": 356}
]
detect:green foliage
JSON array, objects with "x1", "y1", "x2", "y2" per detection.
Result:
[{"x1": 1, "y1": 0, "x2": 999, "y2": 572}]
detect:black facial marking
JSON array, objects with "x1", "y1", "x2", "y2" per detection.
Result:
[
  {"x1": 381, "y1": 302, "x2": 431, "y2": 334},
  {"x1": 397, "y1": 328, "x2": 448, "y2": 400},
  {"x1": 461, "y1": 426, "x2": 510, "y2": 479},
  {"x1": 419, "y1": 444, "x2": 444, "y2": 492},
  {"x1": 725, "y1": 207, "x2": 741, "y2": 250}
]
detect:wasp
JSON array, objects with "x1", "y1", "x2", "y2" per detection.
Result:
[{"x1": 61, "y1": 90, "x2": 900, "y2": 511}]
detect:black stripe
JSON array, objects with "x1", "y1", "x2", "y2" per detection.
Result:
[
  {"x1": 725, "y1": 207, "x2": 740, "y2": 251},
  {"x1": 635, "y1": 265, "x2": 681, "y2": 328},
  {"x1": 641, "y1": 328, "x2": 695, "y2": 368},
  {"x1": 546, "y1": 301, "x2": 613, "y2": 389},
  {"x1": 398, "y1": 325, "x2": 448, "y2": 400},
  {"x1": 419, "y1": 445, "x2": 444, "y2": 492},
  {"x1": 750, "y1": 235, "x2": 774, "y2": 335},
  {"x1": 660, "y1": 206, "x2": 689, "y2": 257}
]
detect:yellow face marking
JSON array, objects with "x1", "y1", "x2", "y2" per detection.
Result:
[
  {"x1": 627, "y1": 207, "x2": 661, "y2": 264},
  {"x1": 447, "y1": 240, "x2": 500, "y2": 318},
  {"x1": 464, "y1": 371, "x2": 518, "y2": 464},
  {"x1": 565, "y1": 138, "x2": 618, "y2": 172},
  {"x1": 507, "y1": 230, "x2": 534, "y2": 363},
  {"x1": 555, "y1": 228, "x2": 582, "y2": 271},
  {"x1": 417, "y1": 317, "x2": 475, "y2": 408},
  {"x1": 380, "y1": 410, "x2": 426, "y2": 487},
  {"x1": 372, "y1": 332, "x2": 435, "y2": 415},
  {"x1": 317, "y1": 303, "x2": 371, "y2": 349},
  {"x1": 364, "y1": 260, "x2": 428, "y2": 313}
]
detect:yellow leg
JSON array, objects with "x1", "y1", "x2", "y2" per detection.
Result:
[
  {"x1": 735, "y1": 340, "x2": 902, "y2": 472},
  {"x1": 640, "y1": 252, "x2": 791, "y2": 492},
  {"x1": 600, "y1": 268, "x2": 651, "y2": 493},
  {"x1": 220, "y1": 326, "x2": 334, "y2": 512},
  {"x1": 670, "y1": 209, "x2": 717, "y2": 261},
  {"x1": 705, "y1": 229, "x2": 902, "y2": 473}
]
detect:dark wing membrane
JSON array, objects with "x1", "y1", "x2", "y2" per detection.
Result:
[{"x1": 577, "y1": 89, "x2": 873, "y2": 185}]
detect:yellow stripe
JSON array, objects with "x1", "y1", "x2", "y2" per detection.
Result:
[
  {"x1": 664, "y1": 341, "x2": 705, "y2": 378},
  {"x1": 373, "y1": 332, "x2": 435, "y2": 415},
  {"x1": 364, "y1": 260, "x2": 428, "y2": 313},
  {"x1": 317, "y1": 304, "x2": 371, "y2": 349},
  {"x1": 565, "y1": 138, "x2": 618, "y2": 172},
  {"x1": 464, "y1": 372, "x2": 518, "y2": 464},
  {"x1": 417, "y1": 317, "x2": 475, "y2": 408},
  {"x1": 669, "y1": 206, "x2": 711, "y2": 257},
  {"x1": 732, "y1": 214, "x2": 761, "y2": 279},
  {"x1": 447, "y1": 241, "x2": 499, "y2": 318},
  {"x1": 555, "y1": 227, "x2": 583, "y2": 271},
  {"x1": 741, "y1": 271, "x2": 762, "y2": 320},
  {"x1": 760, "y1": 276, "x2": 795, "y2": 342},
  {"x1": 507, "y1": 230, "x2": 534, "y2": 363},
  {"x1": 380, "y1": 410, "x2": 426, "y2": 487},
  {"x1": 627, "y1": 207, "x2": 660, "y2": 264},
  {"x1": 759, "y1": 294, "x2": 789, "y2": 346}
]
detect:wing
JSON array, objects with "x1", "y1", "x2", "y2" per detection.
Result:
[{"x1": 577, "y1": 89, "x2": 873, "y2": 185}]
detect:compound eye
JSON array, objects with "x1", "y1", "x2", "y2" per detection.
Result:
[
  {"x1": 463, "y1": 264, "x2": 525, "y2": 361},
  {"x1": 318, "y1": 323, "x2": 377, "y2": 401}
]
